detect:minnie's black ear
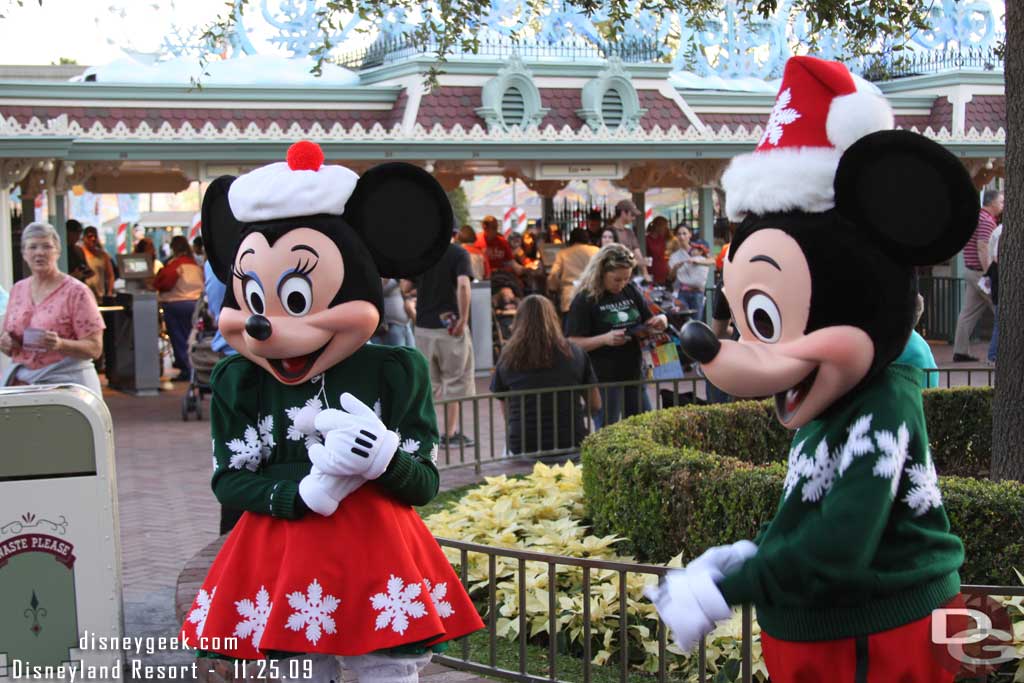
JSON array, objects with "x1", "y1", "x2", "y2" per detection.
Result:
[
  {"x1": 834, "y1": 129, "x2": 978, "y2": 266},
  {"x1": 342, "y1": 163, "x2": 453, "y2": 278},
  {"x1": 201, "y1": 175, "x2": 244, "y2": 283}
]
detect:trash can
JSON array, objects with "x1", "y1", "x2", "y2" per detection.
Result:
[{"x1": 0, "y1": 385, "x2": 123, "y2": 679}]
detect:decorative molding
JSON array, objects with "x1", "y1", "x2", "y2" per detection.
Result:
[
  {"x1": 577, "y1": 58, "x2": 647, "y2": 131},
  {"x1": 0, "y1": 158, "x2": 34, "y2": 187},
  {"x1": 0, "y1": 112, "x2": 1007, "y2": 147},
  {"x1": 475, "y1": 53, "x2": 549, "y2": 132}
]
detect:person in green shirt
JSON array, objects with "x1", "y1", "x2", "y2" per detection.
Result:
[
  {"x1": 654, "y1": 57, "x2": 979, "y2": 683},
  {"x1": 179, "y1": 143, "x2": 482, "y2": 683}
]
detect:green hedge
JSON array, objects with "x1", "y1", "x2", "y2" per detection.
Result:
[{"x1": 581, "y1": 387, "x2": 1022, "y2": 585}]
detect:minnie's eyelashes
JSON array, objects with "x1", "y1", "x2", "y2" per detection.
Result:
[
  {"x1": 231, "y1": 263, "x2": 246, "y2": 281},
  {"x1": 294, "y1": 258, "x2": 317, "y2": 276}
]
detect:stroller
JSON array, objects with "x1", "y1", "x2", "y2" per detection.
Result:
[{"x1": 181, "y1": 289, "x2": 223, "y2": 421}]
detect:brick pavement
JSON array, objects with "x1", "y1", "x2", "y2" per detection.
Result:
[{"x1": 109, "y1": 340, "x2": 988, "y2": 680}]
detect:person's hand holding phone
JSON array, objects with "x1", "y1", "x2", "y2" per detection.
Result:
[{"x1": 604, "y1": 329, "x2": 629, "y2": 347}]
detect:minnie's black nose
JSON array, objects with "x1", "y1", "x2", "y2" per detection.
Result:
[
  {"x1": 679, "y1": 320, "x2": 721, "y2": 364},
  {"x1": 245, "y1": 315, "x2": 272, "y2": 341}
]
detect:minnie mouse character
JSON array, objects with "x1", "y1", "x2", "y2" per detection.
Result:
[
  {"x1": 179, "y1": 142, "x2": 482, "y2": 682},
  {"x1": 647, "y1": 57, "x2": 978, "y2": 681}
]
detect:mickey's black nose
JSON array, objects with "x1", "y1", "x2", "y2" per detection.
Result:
[
  {"x1": 679, "y1": 320, "x2": 721, "y2": 364},
  {"x1": 245, "y1": 315, "x2": 272, "y2": 341}
]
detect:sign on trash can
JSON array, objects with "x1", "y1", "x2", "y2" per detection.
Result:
[{"x1": 0, "y1": 385, "x2": 124, "y2": 680}]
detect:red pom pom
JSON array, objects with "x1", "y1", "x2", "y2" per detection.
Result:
[{"x1": 286, "y1": 141, "x2": 324, "y2": 171}]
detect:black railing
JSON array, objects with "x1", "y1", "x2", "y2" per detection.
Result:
[
  {"x1": 336, "y1": 35, "x2": 664, "y2": 70},
  {"x1": 549, "y1": 201, "x2": 700, "y2": 242},
  {"x1": 433, "y1": 535, "x2": 1024, "y2": 683},
  {"x1": 851, "y1": 46, "x2": 1003, "y2": 82}
]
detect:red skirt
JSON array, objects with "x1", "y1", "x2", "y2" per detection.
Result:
[{"x1": 179, "y1": 485, "x2": 483, "y2": 659}]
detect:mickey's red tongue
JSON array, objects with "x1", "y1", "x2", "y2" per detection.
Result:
[{"x1": 282, "y1": 355, "x2": 309, "y2": 374}]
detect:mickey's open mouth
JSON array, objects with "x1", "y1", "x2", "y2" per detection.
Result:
[
  {"x1": 775, "y1": 367, "x2": 819, "y2": 424},
  {"x1": 268, "y1": 344, "x2": 328, "y2": 382}
]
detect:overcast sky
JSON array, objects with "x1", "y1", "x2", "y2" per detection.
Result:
[{"x1": 0, "y1": 0, "x2": 240, "y2": 65}]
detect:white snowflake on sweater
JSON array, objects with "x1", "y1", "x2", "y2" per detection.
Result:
[
  {"x1": 234, "y1": 586, "x2": 272, "y2": 649},
  {"x1": 371, "y1": 575, "x2": 428, "y2": 635},
  {"x1": 373, "y1": 399, "x2": 382, "y2": 418},
  {"x1": 837, "y1": 414, "x2": 874, "y2": 476},
  {"x1": 285, "y1": 579, "x2": 339, "y2": 645},
  {"x1": 423, "y1": 579, "x2": 454, "y2": 619},
  {"x1": 188, "y1": 587, "x2": 217, "y2": 637},
  {"x1": 873, "y1": 423, "x2": 910, "y2": 498},
  {"x1": 783, "y1": 439, "x2": 813, "y2": 500},
  {"x1": 286, "y1": 398, "x2": 323, "y2": 447},
  {"x1": 760, "y1": 87, "x2": 801, "y2": 146},
  {"x1": 257, "y1": 416, "x2": 275, "y2": 458},
  {"x1": 800, "y1": 439, "x2": 837, "y2": 503},
  {"x1": 227, "y1": 418, "x2": 275, "y2": 471},
  {"x1": 903, "y1": 450, "x2": 942, "y2": 516},
  {"x1": 400, "y1": 437, "x2": 421, "y2": 454},
  {"x1": 428, "y1": 443, "x2": 439, "y2": 464}
]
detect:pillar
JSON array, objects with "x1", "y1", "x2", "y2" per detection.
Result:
[
  {"x1": 632, "y1": 191, "x2": 646, "y2": 255},
  {"x1": 699, "y1": 186, "x2": 715, "y2": 241},
  {"x1": 542, "y1": 195, "x2": 555, "y2": 232},
  {"x1": 0, "y1": 186, "x2": 12, "y2": 291},
  {"x1": 47, "y1": 190, "x2": 68, "y2": 272}
]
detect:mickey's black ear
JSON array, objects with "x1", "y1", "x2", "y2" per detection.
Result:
[
  {"x1": 201, "y1": 175, "x2": 243, "y2": 283},
  {"x1": 834, "y1": 129, "x2": 979, "y2": 265},
  {"x1": 342, "y1": 163, "x2": 453, "y2": 278}
]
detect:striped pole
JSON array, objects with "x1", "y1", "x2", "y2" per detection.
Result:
[{"x1": 116, "y1": 222, "x2": 128, "y2": 254}]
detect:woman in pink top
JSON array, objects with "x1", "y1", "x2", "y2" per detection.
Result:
[{"x1": 0, "y1": 222, "x2": 105, "y2": 396}]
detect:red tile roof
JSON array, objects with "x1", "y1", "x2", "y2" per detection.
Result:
[
  {"x1": 538, "y1": 88, "x2": 580, "y2": 129},
  {"x1": 895, "y1": 97, "x2": 952, "y2": 131},
  {"x1": 2, "y1": 105, "x2": 396, "y2": 131},
  {"x1": 415, "y1": 86, "x2": 480, "y2": 129},
  {"x1": 965, "y1": 95, "x2": 1005, "y2": 131},
  {"x1": 698, "y1": 113, "x2": 766, "y2": 130},
  {"x1": 637, "y1": 90, "x2": 689, "y2": 131}
]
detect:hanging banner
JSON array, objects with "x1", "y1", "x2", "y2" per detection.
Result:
[
  {"x1": 188, "y1": 212, "x2": 202, "y2": 242},
  {"x1": 116, "y1": 194, "x2": 141, "y2": 224}
]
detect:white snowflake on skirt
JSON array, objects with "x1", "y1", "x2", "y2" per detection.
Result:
[
  {"x1": 370, "y1": 575, "x2": 427, "y2": 635},
  {"x1": 285, "y1": 579, "x2": 339, "y2": 645},
  {"x1": 188, "y1": 586, "x2": 217, "y2": 637},
  {"x1": 234, "y1": 586, "x2": 273, "y2": 649},
  {"x1": 423, "y1": 579, "x2": 454, "y2": 618}
]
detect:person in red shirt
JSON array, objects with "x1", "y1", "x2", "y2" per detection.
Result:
[
  {"x1": 645, "y1": 216, "x2": 672, "y2": 285},
  {"x1": 475, "y1": 215, "x2": 523, "y2": 277}
]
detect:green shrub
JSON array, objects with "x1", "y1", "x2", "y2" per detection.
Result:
[
  {"x1": 581, "y1": 387, "x2": 1023, "y2": 585},
  {"x1": 923, "y1": 387, "x2": 992, "y2": 476}
]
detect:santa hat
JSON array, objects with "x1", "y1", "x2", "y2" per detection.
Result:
[
  {"x1": 721, "y1": 56, "x2": 894, "y2": 222},
  {"x1": 228, "y1": 141, "x2": 359, "y2": 223}
]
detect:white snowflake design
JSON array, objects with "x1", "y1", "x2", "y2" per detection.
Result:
[
  {"x1": 400, "y1": 437, "x2": 421, "y2": 454},
  {"x1": 836, "y1": 414, "x2": 874, "y2": 476},
  {"x1": 759, "y1": 87, "x2": 801, "y2": 146},
  {"x1": 428, "y1": 443, "x2": 439, "y2": 464},
  {"x1": 903, "y1": 450, "x2": 942, "y2": 516},
  {"x1": 188, "y1": 587, "x2": 217, "y2": 637},
  {"x1": 371, "y1": 575, "x2": 428, "y2": 635},
  {"x1": 423, "y1": 579, "x2": 454, "y2": 619},
  {"x1": 285, "y1": 579, "x2": 340, "y2": 645},
  {"x1": 800, "y1": 439, "x2": 837, "y2": 503},
  {"x1": 286, "y1": 397, "x2": 323, "y2": 447},
  {"x1": 373, "y1": 399, "x2": 382, "y2": 418},
  {"x1": 226, "y1": 419, "x2": 275, "y2": 471},
  {"x1": 783, "y1": 439, "x2": 813, "y2": 501},
  {"x1": 873, "y1": 423, "x2": 911, "y2": 498},
  {"x1": 234, "y1": 586, "x2": 273, "y2": 649}
]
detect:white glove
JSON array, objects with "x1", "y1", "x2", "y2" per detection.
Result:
[
  {"x1": 298, "y1": 468, "x2": 364, "y2": 517},
  {"x1": 308, "y1": 393, "x2": 399, "y2": 480},
  {"x1": 686, "y1": 540, "x2": 757, "y2": 582},
  {"x1": 644, "y1": 570, "x2": 732, "y2": 653}
]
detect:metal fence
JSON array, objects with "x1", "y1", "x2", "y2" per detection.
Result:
[
  {"x1": 432, "y1": 368, "x2": 996, "y2": 471},
  {"x1": 336, "y1": 35, "x2": 663, "y2": 70},
  {"x1": 549, "y1": 202, "x2": 700, "y2": 241},
  {"x1": 433, "y1": 536, "x2": 1024, "y2": 683},
  {"x1": 851, "y1": 47, "x2": 1004, "y2": 82},
  {"x1": 919, "y1": 276, "x2": 964, "y2": 344}
]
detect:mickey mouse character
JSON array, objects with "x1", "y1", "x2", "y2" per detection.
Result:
[
  {"x1": 647, "y1": 57, "x2": 978, "y2": 682},
  {"x1": 179, "y1": 142, "x2": 482, "y2": 683}
]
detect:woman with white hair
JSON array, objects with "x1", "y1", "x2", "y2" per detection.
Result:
[{"x1": 0, "y1": 222, "x2": 105, "y2": 396}]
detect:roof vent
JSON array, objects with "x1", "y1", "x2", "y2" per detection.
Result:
[
  {"x1": 501, "y1": 87, "x2": 526, "y2": 129},
  {"x1": 601, "y1": 88, "x2": 624, "y2": 130}
]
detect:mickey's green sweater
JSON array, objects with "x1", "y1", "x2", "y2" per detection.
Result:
[
  {"x1": 208, "y1": 345, "x2": 441, "y2": 517},
  {"x1": 718, "y1": 365, "x2": 964, "y2": 641}
]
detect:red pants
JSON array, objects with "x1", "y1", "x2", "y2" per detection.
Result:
[{"x1": 761, "y1": 612, "x2": 955, "y2": 683}]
